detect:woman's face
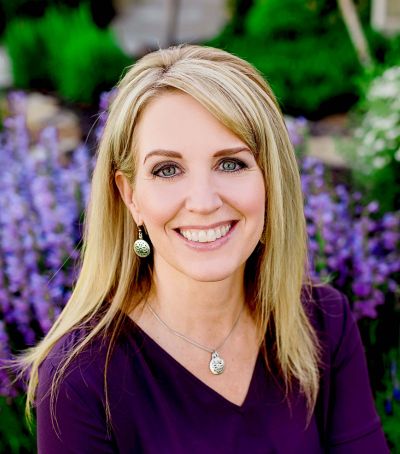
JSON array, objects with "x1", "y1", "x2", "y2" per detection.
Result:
[{"x1": 122, "y1": 91, "x2": 265, "y2": 283}]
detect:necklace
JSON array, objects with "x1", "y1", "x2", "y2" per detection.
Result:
[{"x1": 147, "y1": 304, "x2": 244, "y2": 375}]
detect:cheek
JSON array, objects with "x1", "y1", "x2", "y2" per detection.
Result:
[
  {"x1": 229, "y1": 175, "x2": 265, "y2": 222},
  {"x1": 135, "y1": 182, "x2": 182, "y2": 230}
]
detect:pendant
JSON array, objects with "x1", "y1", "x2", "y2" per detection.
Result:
[{"x1": 209, "y1": 351, "x2": 225, "y2": 375}]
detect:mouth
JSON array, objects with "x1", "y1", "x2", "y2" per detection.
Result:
[{"x1": 175, "y1": 221, "x2": 238, "y2": 244}]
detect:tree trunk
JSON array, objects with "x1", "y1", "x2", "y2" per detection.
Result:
[
  {"x1": 337, "y1": 0, "x2": 373, "y2": 68},
  {"x1": 165, "y1": 0, "x2": 181, "y2": 47}
]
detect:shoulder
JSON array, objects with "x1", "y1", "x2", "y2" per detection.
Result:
[
  {"x1": 302, "y1": 282, "x2": 351, "y2": 327},
  {"x1": 302, "y1": 285, "x2": 389, "y2": 450},
  {"x1": 37, "y1": 328, "x2": 105, "y2": 405},
  {"x1": 37, "y1": 319, "x2": 137, "y2": 404},
  {"x1": 302, "y1": 283, "x2": 358, "y2": 363},
  {"x1": 36, "y1": 321, "x2": 138, "y2": 451}
]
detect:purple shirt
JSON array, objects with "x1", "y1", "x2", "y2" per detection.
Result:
[{"x1": 36, "y1": 285, "x2": 389, "y2": 453}]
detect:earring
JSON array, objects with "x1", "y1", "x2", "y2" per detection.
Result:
[{"x1": 134, "y1": 226, "x2": 151, "y2": 257}]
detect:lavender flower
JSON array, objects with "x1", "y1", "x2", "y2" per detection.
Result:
[
  {"x1": 302, "y1": 156, "x2": 400, "y2": 319},
  {"x1": 0, "y1": 92, "x2": 93, "y2": 394},
  {"x1": 0, "y1": 93, "x2": 399, "y2": 399}
]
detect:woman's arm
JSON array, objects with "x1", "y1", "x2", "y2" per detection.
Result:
[{"x1": 324, "y1": 291, "x2": 389, "y2": 453}]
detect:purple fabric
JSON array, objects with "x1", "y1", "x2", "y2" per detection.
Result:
[{"x1": 36, "y1": 285, "x2": 389, "y2": 453}]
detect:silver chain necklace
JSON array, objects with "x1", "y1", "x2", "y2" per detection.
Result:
[{"x1": 147, "y1": 304, "x2": 244, "y2": 375}]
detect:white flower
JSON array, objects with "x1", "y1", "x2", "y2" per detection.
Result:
[
  {"x1": 363, "y1": 130, "x2": 376, "y2": 146},
  {"x1": 373, "y1": 115, "x2": 399, "y2": 130},
  {"x1": 385, "y1": 129, "x2": 399, "y2": 140},
  {"x1": 369, "y1": 82, "x2": 399, "y2": 99},
  {"x1": 383, "y1": 67, "x2": 400, "y2": 81},
  {"x1": 373, "y1": 138, "x2": 386, "y2": 151},
  {"x1": 372, "y1": 156, "x2": 387, "y2": 169}
]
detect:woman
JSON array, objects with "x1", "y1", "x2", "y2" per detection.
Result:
[{"x1": 20, "y1": 44, "x2": 388, "y2": 452}]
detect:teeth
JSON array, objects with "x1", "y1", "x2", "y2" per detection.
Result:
[
  {"x1": 198, "y1": 231, "x2": 207, "y2": 242},
  {"x1": 179, "y1": 224, "x2": 232, "y2": 243},
  {"x1": 207, "y1": 229, "x2": 216, "y2": 242}
]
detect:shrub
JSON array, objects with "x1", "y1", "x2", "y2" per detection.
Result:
[
  {"x1": 383, "y1": 33, "x2": 400, "y2": 68},
  {"x1": 0, "y1": 92, "x2": 398, "y2": 451},
  {"x1": 341, "y1": 66, "x2": 400, "y2": 213},
  {"x1": 301, "y1": 156, "x2": 400, "y2": 319},
  {"x1": 3, "y1": 15, "x2": 51, "y2": 89},
  {"x1": 0, "y1": 0, "x2": 85, "y2": 36},
  {"x1": 375, "y1": 349, "x2": 400, "y2": 452},
  {"x1": 0, "y1": 395, "x2": 34, "y2": 453},
  {"x1": 4, "y1": 4, "x2": 131, "y2": 103},
  {"x1": 285, "y1": 116, "x2": 309, "y2": 156},
  {"x1": 0, "y1": 91, "x2": 94, "y2": 395},
  {"x1": 206, "y1": 0, "x2": 387, "y2": 118}
]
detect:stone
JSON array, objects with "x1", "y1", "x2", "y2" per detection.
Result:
[{"x1": 25, "y1": 92, "x2": 82, "y2": 153}]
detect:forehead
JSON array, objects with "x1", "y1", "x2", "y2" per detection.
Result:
[{"x1": 134, "y1": 91, "x2": 247, "y2": 157}]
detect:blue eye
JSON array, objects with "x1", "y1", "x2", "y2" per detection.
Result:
[
  {"x1": 219, "y1": 159, "x2": 247, "y2": 172},
  {"x1": 152, "y1": 163, "x2": 181, "y2": 179}
]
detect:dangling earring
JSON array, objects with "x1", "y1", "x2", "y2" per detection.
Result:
[{"x1": 134, "y1": 226, "x2": 151, "y2": 257}]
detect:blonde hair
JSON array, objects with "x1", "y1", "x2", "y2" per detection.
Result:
[{"x1": 18, "y1": 44, "x2": 320, "y2": 426}]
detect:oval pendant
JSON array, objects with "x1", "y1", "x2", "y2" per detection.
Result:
[
  {"x1": 209, "y1": 351, "x2": 225, "y2": 375},
  {"x1": 134, "y1": 239, "x2": 150, "y2": 257}
]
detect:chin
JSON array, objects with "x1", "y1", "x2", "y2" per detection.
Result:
[{"x1": 179, "y1": 263, "x2": 243, "y2": 283}]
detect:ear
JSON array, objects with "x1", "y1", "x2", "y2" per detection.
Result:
[{"x1": 114, "y1": 171, "x2": 143, "y2": 226}]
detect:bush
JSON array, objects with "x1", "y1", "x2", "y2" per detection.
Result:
[
  {"x1": 206, "y1": 0, "x2": 388, "y2": 118},
  {"x1": 0, "y1": 0, "x2": 85, "y2": 36},
  {"x1": 5, "y1": 4, "x2": 131, "y2": 103},
  {"x1": 0, "y1": 395, "x2": 34, "y2": 453},
  {"x1": 301, "y1": 156, "x2": 400, "y2": 319},
  {"x1": 380, "y1": 32, "x2": 400, "y2": 68},
  {"x1": 375, "y1": 349, "x2": 400, "y2": 452},
  {"x1": 3, "y1": 16, "x2": 50, "y2": 89},
  {"x1": 341, "y1": 66, "x2": 400, "y2": 213},
  {"x1": 0, "y1": 92, "x2": 94, "y2": 380},
  {"x1": 0, "y1": 92, "x2": 398, "y2": 451}
]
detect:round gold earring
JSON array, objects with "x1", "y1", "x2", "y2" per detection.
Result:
[{"x1": 134, "y1": 226, "x2": 151, "y2": 258}]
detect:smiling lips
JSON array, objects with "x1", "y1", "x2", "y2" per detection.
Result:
[{"x1": 178, "y1": 222, "x2": 235, "y2": 243}]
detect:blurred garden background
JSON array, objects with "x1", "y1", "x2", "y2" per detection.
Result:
[{"x1": 0, "y1": 0, "x2": 399, "y2": 452}]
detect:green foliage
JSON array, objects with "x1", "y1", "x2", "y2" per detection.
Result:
[
  {"x1": 0, "y1": 396, "x2": 35, "y2": 453},
  {"x1": 375, "y1": 349, "x2": 400, "y2": 453},
  {"x1": 4, "y1": 16, "x2": 50, "y2": 88},
  {"x1": 245, "y1": 0, "x2": 323, "y2": 39},
  {"x1": 207, "y1": 0, "x2": 387, "y2": 118},
  {"x1": 341, "y1": 66, "x2": 400, "y2": 213},
  {"x1": 5, "y1": 4, "x2": 131, "y2": 103},
  {"x1": 221, "y1": 31, "x2": 359, "y2": 115},
  {"x1": 0, "y1": 0, "x2": 38, "y2": 22},
  {"x1": 385, "y1": 34, "x2": 400, "y2": 67},
  {"x1": 0, "y1": 1, "x2": 85, "y2": 20}
]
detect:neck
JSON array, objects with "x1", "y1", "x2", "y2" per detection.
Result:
[{"x1": 144, "y1": 256, "x2": 248, "y2": 346}]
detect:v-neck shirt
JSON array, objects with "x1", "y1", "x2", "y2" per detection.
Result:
[{"x1": 36, "y1": 285, "x2": 389, "y2": 453}]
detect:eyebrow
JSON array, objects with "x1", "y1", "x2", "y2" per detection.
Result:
[{"x1": 143, "y1": 147, "x2": 252, "y2": 164}]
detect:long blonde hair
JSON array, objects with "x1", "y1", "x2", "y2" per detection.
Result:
[{"x1": 18, "y1": 44, "x2": 320, "y2": 425}]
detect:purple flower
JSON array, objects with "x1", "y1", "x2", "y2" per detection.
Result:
[
  {"x1": 1, "y1": 96, "x2": 399, "y2": 402},
  {"x1": 301, "y1": 156, "x2": 399, "y2": 321},
  {"x1": 367, "y1": 201, "x2": 380, "y2": 213},
  {"x1": 384, "y1": 398, "x2": 393, "y2": 415},
  {"x1": 352, "y1": 282, "x2": 372, "y2": 298}
]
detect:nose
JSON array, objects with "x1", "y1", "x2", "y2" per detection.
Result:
[{"x1": 184, "y1": 174, "x2": 223, "y2": 214}]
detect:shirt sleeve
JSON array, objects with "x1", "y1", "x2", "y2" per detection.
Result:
[
  {"x1": 325, "y1": 291, "x2": 389, "y2": 453},
  {"x1": 36, "y1": 356, "x2": 116, "y2": 454}
]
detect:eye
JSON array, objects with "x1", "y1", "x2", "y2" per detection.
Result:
[
  {"x1": 219, "y1": 159, "x2": 247, "y2": 172},
  {"x1": 151, "y1": 162, "x2": 182, "y2": 179}
]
